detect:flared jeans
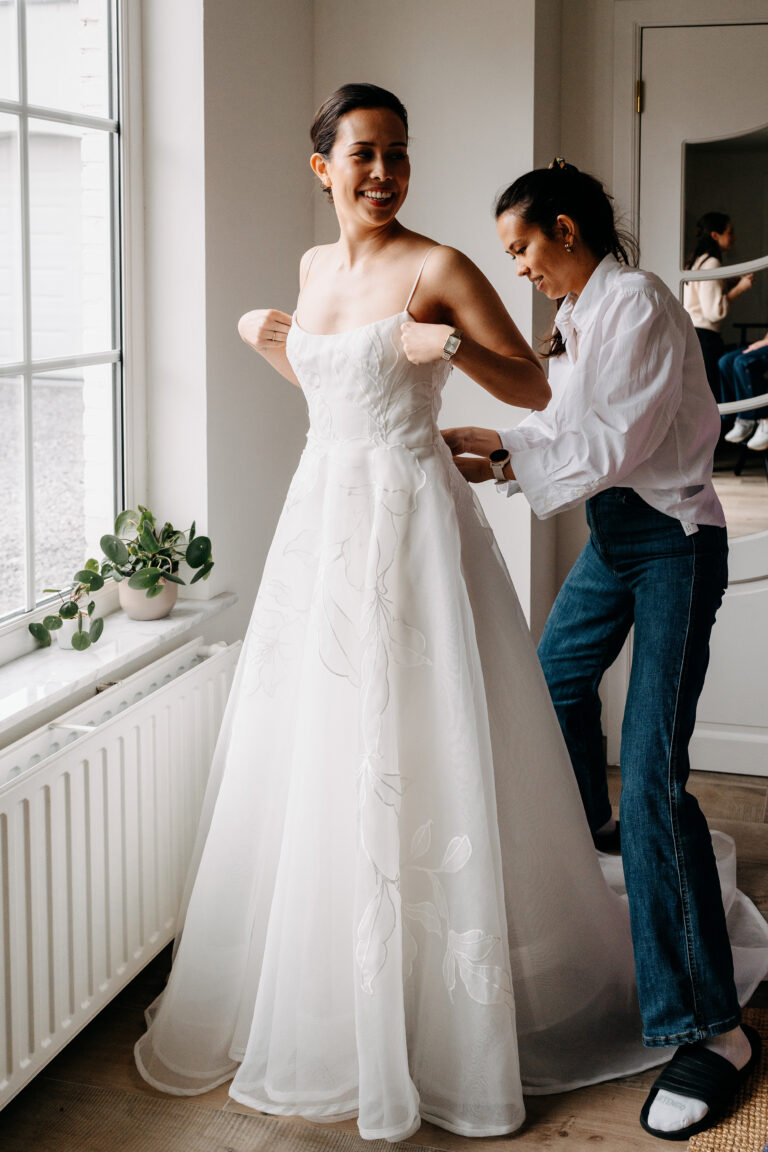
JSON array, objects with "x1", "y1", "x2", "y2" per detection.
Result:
[{"x1": 537, "y1": 487, "x2": 739, "y2": 1046}]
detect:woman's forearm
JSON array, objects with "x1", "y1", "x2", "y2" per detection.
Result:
[
  {"x1": 257, "y1": 347, "x2": 300, "y2": 386},
  {"x1": 450, "y1": 334, "x2": 550, "y2": 410}
]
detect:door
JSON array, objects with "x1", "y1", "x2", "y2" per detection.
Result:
[{"x1": 638, "y1": 22, "x2": 768, "y2": 775}]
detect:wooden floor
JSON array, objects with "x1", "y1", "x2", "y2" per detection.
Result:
[
  {"x1": 712, "y1": 440, "x2": 768, "y2": 538},
  {"x1": 4, "y1": 768, "x2": 768, "y2": 1152}
]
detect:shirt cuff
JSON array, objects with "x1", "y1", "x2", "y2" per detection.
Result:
[
  {"x1": 495, "y1": 478, "x2": 522, "y2": 498},
  {"x1": 500, "y1": 431, "x2": 599, "y2": 518}
]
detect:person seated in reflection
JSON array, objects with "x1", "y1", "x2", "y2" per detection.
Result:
[
  {"x1": 683, "y1": 212, "x2": 753, "y2": 398},
  {"x1": 720, "y1": 330, "x2": 768, "y2": 451}
]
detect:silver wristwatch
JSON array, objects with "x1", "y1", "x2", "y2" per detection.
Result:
[
  {"x1": 442, "y1": 328, "x2": 463, "y2": 361},
  {"x1": 489, "y1": 447, "x2": 511, "y2": 482}
]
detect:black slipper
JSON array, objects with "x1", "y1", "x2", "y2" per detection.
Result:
[
  {"x1": 592, "y1": 820, "x2": 621, "y2": 853},
  {"x1": 639, "y1": 1024, "x2": 762, "y2": 1141}
]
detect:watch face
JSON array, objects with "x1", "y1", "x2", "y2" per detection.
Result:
[
  {"x1": 445, "y1": 334, "x2": 460, "y2": 354},
  {"x1": 489, "y1": 448, "x2": 509, "y2": 464}
]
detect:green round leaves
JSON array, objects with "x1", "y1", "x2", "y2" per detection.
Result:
[
  {"x1": 114, "y1": 509, "x2": 140, "y2": 537},
  {"x1": 100, "y1": 534, "x2": 131, "y2": 565},
  {"x1": 127, "y1": 567, "x2": 164, "y2": 589},
  {"x1": 186, "y1": 535, "x2": 212, "y2": 569},
  {"x1": 190, "y1": 560, "x2": 214, "y2": 584}
]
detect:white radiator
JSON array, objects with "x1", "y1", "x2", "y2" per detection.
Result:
[{"x1": 0, "y1": 637, "x2": 240, "y2": 1109}]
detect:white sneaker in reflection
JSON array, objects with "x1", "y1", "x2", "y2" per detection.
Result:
[
  {"x1": 724, "y1": 418, "x2": 756, "y2": 444},
  {"x1": 746, "y1": 419, "x2": 768, "y2": 451}
]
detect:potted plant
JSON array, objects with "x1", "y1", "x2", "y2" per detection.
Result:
[
  {"x1": 28, "y1": 559, "x2": 106, "y2": 651},
  {"x1": 100, "y1": 506, "x2": 214, "y2": 621}
]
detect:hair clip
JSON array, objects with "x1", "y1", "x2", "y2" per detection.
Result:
[{"x1": 549, "y1": 157, "x2": 577, "y2": 172}]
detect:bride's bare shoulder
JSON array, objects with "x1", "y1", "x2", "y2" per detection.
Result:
[
  {"x1": 417, "y1": 244, "x2": 482, "y2": 288},
  {"x1": 299, "y1": 243, "x2": 336, "y2": 287}
]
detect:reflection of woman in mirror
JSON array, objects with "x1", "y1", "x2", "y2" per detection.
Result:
[{"x1": 683, "y1": 211, "x2": 753, "y2": 398}]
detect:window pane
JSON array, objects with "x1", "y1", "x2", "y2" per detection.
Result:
[
  {"x1": 0, "y1": 0, "x2": 19, "y2": 101},
  {"x1": 26, "y1": 0, "x2": 111, "y2": 119},
  {"x1": 33, "y1": 363, "x2": 115, "y2": 599},
  {"x1": 0, "y1": 377, "x2": 28, "y2": 618},
  {"x1": 29, "y1": 120, "x2": 114, "y2": 360},
  {"x1": 0, "y1": 114, "x2": 23, "y2": 364}
]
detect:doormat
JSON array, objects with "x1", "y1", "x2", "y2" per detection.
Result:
[
  {"x1": 0, "y1": 1078, "x2": 444, "y2": 1152},
  {"x1": 689, "y1": 1007, "x2": 768, "y2": 1152}
]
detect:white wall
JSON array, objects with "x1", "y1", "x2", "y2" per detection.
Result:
[
  {"x1": 202, "y1": 0, "x2": 314, "y2": 635},
  {"x1": 142, "y1": 0, "x2": 208, "y2": 543},
  {"x1": 141, "y1": 0, "x2": 314, "y2": 642}
]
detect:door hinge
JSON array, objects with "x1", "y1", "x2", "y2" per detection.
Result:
[{"x1": 636, "y1": 79, "x2": 644, "y2": 114}]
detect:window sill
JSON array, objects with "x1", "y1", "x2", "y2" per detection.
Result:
[{"x1": 0, "y1": 592, "x2": 237, "y2": 749}]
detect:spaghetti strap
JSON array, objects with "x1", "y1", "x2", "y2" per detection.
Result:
[
  {"x1": 404, "y1": 246, "x2": 440, "y2": 312},
  {"x1": 300, "y1": 246, "x2": 321, "y2": 291}
]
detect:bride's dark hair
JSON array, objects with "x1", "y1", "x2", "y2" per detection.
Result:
[
  {"x1": 495, "y1": 161, "x2": 638, "y2": 357},
  {"x1": 311, "y1": 84, "x2": 409, "y2": 200}
]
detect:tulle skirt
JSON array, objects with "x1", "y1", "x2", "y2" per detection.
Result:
[{"x1": 135, "y1": 436, "x2": 768, "y2": 1141}]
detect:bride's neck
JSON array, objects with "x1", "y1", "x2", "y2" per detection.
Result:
[{"x1": 335, "y1": 218, "x2": 405, "y2": 268}]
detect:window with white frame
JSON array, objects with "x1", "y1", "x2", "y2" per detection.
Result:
[{"x1": 0, "y1": 0, "x2": 122, "y2": 623}]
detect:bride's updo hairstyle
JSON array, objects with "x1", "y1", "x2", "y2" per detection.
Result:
[
  {"x1": 495, "y1": 160, "x2": 638, "y2": 356},
  {"x1": 311, "y1": 83, "x2": 409, "y2": 201}
]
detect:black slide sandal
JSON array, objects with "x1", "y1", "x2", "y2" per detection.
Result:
[{"x1": 639, "y1": 1024, "x2": 762, "y2": 1141}]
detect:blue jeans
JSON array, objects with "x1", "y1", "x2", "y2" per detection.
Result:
[
  {"x1": 695, "y1": 328, "x2": 725, "y2": 401},
  {"x1": 537, "y1": 488, "x2": 738, "y2": 1046},
  {"x1": 718, "y1": 344, "x2": 768, "y2": 421}
]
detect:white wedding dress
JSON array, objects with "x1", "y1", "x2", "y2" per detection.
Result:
[{"x1": 135, "y1": 267, "x2": 768, "y2": 1141}]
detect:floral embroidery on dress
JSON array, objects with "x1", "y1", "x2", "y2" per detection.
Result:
[
  {"x1": 282, "y1": 315, "x2": 515, "y2": 1008},
  {"x1": 404, "y1": 820, "x2": 514, "y2": 1007}
]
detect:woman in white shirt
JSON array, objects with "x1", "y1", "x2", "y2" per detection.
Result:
[
  {"x1": 682, "y1": 211, "x2": 753, "y2": 398},
  {"x1": 440, "y1": 162, "x2": 760, "y2": 1142}
]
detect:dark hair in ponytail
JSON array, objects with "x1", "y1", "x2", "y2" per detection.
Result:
[
  {"x1": 684, "y1": 211, "x2": 730, "y2": 270},
  {"x1": 495, "y1": 161, "x2": 638, "y2": 356}
]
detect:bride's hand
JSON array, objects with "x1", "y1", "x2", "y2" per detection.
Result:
[
  {"x1": 238, "y1": 309, "x2": 293, "y2": 351},
  {"x1": 401, "y1": 321, "x2": 453, "y2": 364},
  {"x1": 441, "y1": 427, "x2": 503, "y2": 456}
]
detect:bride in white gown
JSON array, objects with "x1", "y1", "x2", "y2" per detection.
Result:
[{"x1": 134, "y1": 84, "x2": 768, "y2": 1142}]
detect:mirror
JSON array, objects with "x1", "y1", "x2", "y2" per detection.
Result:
[{"x1": 682, "y1": 127, "x2": 768, "y2": 539}]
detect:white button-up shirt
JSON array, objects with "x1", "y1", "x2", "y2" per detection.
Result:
[{"x1": 498, "y1": 255, "x2": 725, "y2": 527}]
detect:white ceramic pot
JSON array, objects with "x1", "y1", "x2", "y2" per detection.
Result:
[
  {"x1": 118, "y1": 577, "x2": 179, "y2": 621},
  {"x1": 56, "y1": 613, "x2": 88, "y2": 649}
]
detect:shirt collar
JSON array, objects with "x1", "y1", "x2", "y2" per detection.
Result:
[{"x1": 554, "y1": 254, "x2": 620, "y2": 361}]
